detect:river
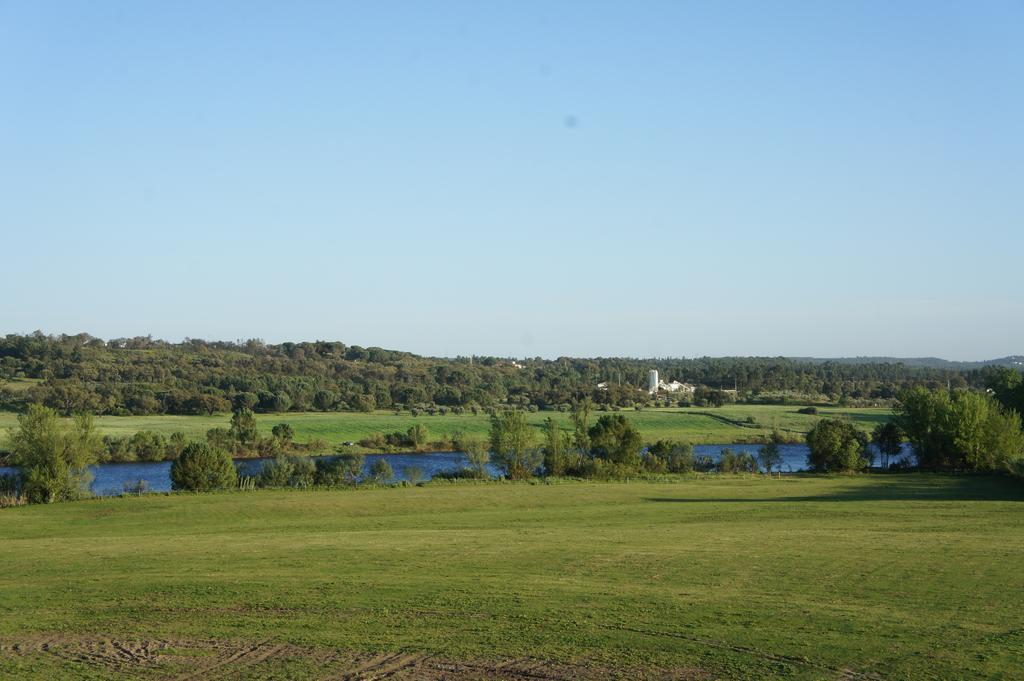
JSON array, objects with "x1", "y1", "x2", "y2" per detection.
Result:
[{"x1": 0, "y1": 443, "x2": 914, "y2": 497}]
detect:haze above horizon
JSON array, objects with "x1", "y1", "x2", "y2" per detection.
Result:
[{"x1": 2, "y1": 2, "x2": 1021, "y2": 361}]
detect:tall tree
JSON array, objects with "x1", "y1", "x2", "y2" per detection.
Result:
[
  {"x1": 461, "y1": 435, "x2": 490, "y2": 478},
  {"x1": 229, "y1": 407, "x2": 258, "y2": 446},
  {"x1": 588, "y1": 414, "x2": 643, "y2": 466},
  {"x1": 541, "y1": 416, "x2": 572, "y2": 476},
  {"x1": 489, "y1": 410, "x2": 541, "y2": 479},
  {"x1": 8, "y1": 405, "x2": 102, "y2": 503},
  {"x1": 871, "y1": 422, "x2": 903, "y2": 469},
  {"x1": 758, "y1": 430, "x2": 784, "y2": 474},
  {"x1": 570, "y1": 397, "x2": 593, "y2": 451}
]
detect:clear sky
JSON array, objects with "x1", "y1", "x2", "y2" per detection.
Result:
[{"x1": 2, "y1": 1, "x2": 1021, "y2": 360}]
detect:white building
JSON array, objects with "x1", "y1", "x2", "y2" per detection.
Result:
[
  {"x1": 648, "y1": 370, "x2": 659, "y2": 394},
  {"x1": 658, "y1": 380, "x2": 696, "y2": 396}
]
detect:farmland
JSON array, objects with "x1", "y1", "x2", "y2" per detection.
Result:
[{"x1": 0, "y1": 405, "x2": 892, "y2": 453}]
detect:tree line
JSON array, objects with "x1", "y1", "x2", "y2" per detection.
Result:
[{"x1": 0, "y1": 332, "x2": 996, "y2": 417}]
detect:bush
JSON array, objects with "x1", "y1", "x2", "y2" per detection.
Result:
[
  {"x1": 259, "y1": 454, "x2": 315, "y2": 488},
  {"x1": 271, "y1": 423, "x2": 294, "y2": 444},
  {"x1": 369, "y1": 458, "x2": 394, "y2": 483},
  {"x1": 123, "y1": 479, "x2": 149, "y2": 495},
  {"x1": 433, "y1": 467, "x2": 488, "y2": 480},
  {"x1": 805, "y1": 419, "x2": 869, "y2": 472},
  {"x1": 129, "y1": 431, "x2": 167, "y2": 461},
  {"x1": 644, "y1": 440, "x2": 695, "y2": 473},
  {"x1": 718, "y1": 448, "x2": 757, "y2": 473},
  {"x1": 798, "y1": 406, "x2": 818, "y2": 415},
  {"x1": 404, "y1": 465, "x2": 425, "y2": 485},
  {"x1": 170, "y1": 442, "x2": 237, "y2": 491},
  {"x1": 314, "y1": 453, "x2": 364, "y2": 486}
]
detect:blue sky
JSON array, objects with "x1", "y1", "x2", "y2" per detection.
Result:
[{"x1": 1, "y1": 1, "x2": 1021, "y2": 359}]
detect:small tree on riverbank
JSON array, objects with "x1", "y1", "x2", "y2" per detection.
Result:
[
  {"x1": 489, "y1": 410, "x2": 541, "y2": 479},
  {"x1": 805, "y1": 419, "x2": 869, "y2": 472},
  {"x1": 8, "y1": 404, "x2": 102, "y2": 503},
  {"x1": 872, "y1": 422, "x2": 903, "y2": 470},
  {"x1": 170, "y1": 442, "x2": 237, "y2": 491},
  {"x1": 758, "y1": 430, "x2": 784, "y2": 475}
]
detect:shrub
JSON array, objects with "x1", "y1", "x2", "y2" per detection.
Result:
[
  {"x1": 718, "y1": 448, "x2": 757, "y2": 473},
  {"x1": 315, "y1": 453, "x2": 364, "y2": 486},
  {"x1": 259, "y1": 454, "x2": 315, "y2": 488},
  {"x1": 798, "y1": 406, "x2": 818, "y2": 415},
  {"x1": 271, "y1": 423, "x2": 294, "y2": 444},
  {"x1": 129, "y1": 431, "x2": 166, "y2": 461},
  {"x1": 644, "y1": 440, "x2": 695, "y2": 473},
  {"x1": 170, "y1": 442, "x2": 237, "y2": 491},
  {"x1": 433, "y1": 467, "x2": 488, "y2": 480},
  {"x1": 123, "y1": 479, "x2": 149, "y2": 495},
  {"x1": 404, "y1": 465, "x2": 425, "y2": 485},
  {"x1": 758, "y1": 431, "x2": 785, "y2": 474},
  {"x1": 369, "y1": 459, "x2": 394, "y2": 484},
  {"x1": 805, "y1": 419, "x2": 869, "y2": 472}
]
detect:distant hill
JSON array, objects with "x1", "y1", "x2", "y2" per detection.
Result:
[{"x1": 790, "y1": 356, "x2": 1024, "y2": 370}]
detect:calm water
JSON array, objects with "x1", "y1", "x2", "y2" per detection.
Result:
[{"x1": 0, "y1": 443, "x2": 914, "y2": 497}]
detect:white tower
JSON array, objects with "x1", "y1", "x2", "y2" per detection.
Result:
[{"x1": 648, "y1": 369, "x2": 659, "y2": 394}]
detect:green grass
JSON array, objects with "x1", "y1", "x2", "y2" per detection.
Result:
[
  {"x1": 1, "y1": 474, "x2": 1022, "y2": 678},
  {"x1": 0, "y1": 405, "x2": 891, "y2": 451}
]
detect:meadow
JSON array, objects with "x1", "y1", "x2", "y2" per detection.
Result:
[
  {"x1": 0, "y1": 405, "x2": 892, "y2": 452},
  {"x1": 1, "y1": 474, "x2": 1022, "y2": 679}
]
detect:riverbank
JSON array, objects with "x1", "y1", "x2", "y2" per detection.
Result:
[
  {"x1": 2, "y1": 474, "x2": 1020, "y2": 679},
  {"x1": 1, "y1": 443, "x2": 856, "y2": 496}
]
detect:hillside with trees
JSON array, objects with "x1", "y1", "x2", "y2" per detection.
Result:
[{"x1": 0, "y1": 332, "x2": 1003, "y2": 417}]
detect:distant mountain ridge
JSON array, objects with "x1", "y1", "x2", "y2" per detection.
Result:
[{"x1": 789, "y1": 356, "x2": 1024, "y2": 370}]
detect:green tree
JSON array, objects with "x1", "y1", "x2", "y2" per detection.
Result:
[
  {"x1": 461, "y1": 435, "x2": 490, "y2": 478},
  {"x1": 645, "y1": 440, "x2": 694, "y2": 473},
  {"x1": 985, "y1": 366, "x2": 1024, "y2": 418},
  {"x1": 588, "y1": 414, "x2": 643, "y2": 466},
  {"x1": 129, "y1": 430, "x2": 166, "y2": 462},
  {"x1": 407, "y1": 423, "x2": 429, "y2": 449},
  {"x1": 570, "y1": 397, "x2": 593, "y2": 451},
  {"x1": 315, "y1": 453, "x2": 365, "y2": 485},
  {"x1": 8, "y1": 404, "x2": 102, "y2": 503},
  {"x1": 370, "y1": 458, "x2": 394, "y2": 483},
  {"x1": 489, "y1": 410, "x2": 541, "y2": 479},
  {"x1": 229, "y1": 407, "x2": 258, "y2": 446},
  {"x1": 871, "y1": 422, "x2": 903, "y2": 469},
  {"x1": 170, "y1": 442, "x2": 237, "y2": 491},
  {"x1": 758, "y1": 430, "x2": 784, "y2": 474},
  {"x1": 895, "y1": 388, "x2": 1024, "y2": 471},
  {"x1": 894, "y1": 387, "x2": 960, "y2": 469},
  {"x1": 206, "y1": 427, "x2": 234, "y2": 452},
  {"x1": 354, "y1": 394, "x2": 376, "y2": 413},
  {"x1": 258, "y1": 454, "x2": 314, "y2": 488},
  {"x1": 805, "y1": 419, "x2": 868, "y2": 472},
  {"x1": 541, "y1": 417, "x2": 572, "y2": 476},
  {"x1": 404, "y1": 465, "x2": 425, "y2": 485},
  {"x1": 271, "y1": 422, "x2": 295, "y2": 445}
]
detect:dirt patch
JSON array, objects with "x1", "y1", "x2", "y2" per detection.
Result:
[{"x1": 0, "y1": 635, "x2": 707, "y2": 680}]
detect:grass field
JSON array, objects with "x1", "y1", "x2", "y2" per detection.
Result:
[
  {"x1": 1, "y1": 474, "x2": 1022, "y2": 679},
  {"x1": 0, "y1": 405, "x2": 892, "y2": 451}
]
